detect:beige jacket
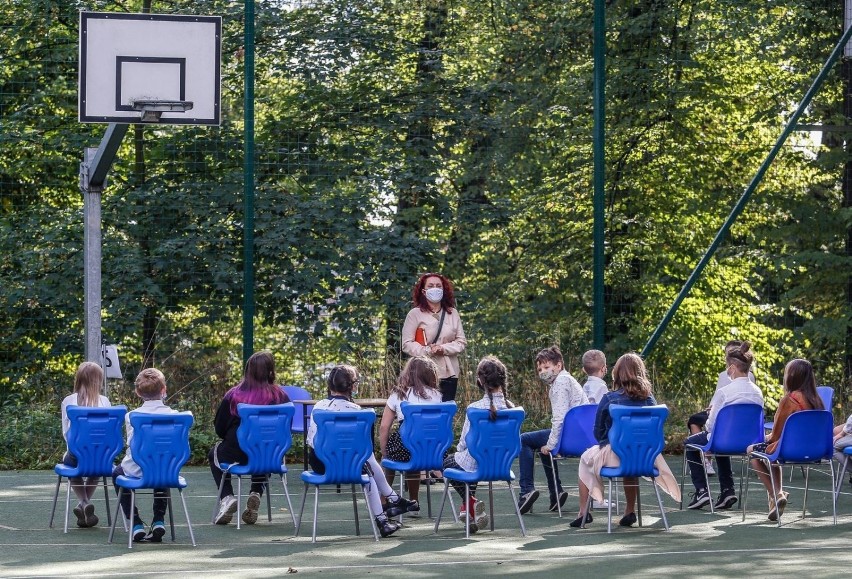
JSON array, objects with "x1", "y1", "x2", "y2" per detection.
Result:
[{"x1": 401, "y1": 307, "x2": 467, "y2": 379}]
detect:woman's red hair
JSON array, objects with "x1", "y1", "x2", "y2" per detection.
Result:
[{"x1": 411, "y1": 272, "x2": 456, "y2": 312}]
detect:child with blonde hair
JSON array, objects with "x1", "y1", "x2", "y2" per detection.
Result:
[
  {"x1": 112, "y1": 368, "x2": 190, "y2": 543},
  {"x1": 581, "y1": 349, "x2": 609, "y2": 404},
  {"x1": 60, "y1": 361, "x2": 112, "y2": 527}
]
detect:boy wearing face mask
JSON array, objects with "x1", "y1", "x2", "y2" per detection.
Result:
[{"x1": 517, "y1": 346, "x2": 588, "y2": 515}]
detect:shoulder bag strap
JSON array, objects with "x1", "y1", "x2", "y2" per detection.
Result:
[{"x1": 432, "y1": 308, "x2": 446, "y2": 344}]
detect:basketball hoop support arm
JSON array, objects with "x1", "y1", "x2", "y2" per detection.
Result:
[{"x1": 79, "y1": 122, "x2": 129, "y2": 362}]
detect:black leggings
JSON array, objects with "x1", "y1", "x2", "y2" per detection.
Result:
[{"x1": 439, "y1": 377, "x2": 458, "y2": 402}]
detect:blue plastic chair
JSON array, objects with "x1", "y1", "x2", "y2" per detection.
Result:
[
  {"x1": 296, "y1": 410, "x2": 379, "y2": 543},
  {"x1": 546, "y1": 404, "x2": 598, "y2": 518},
  {"x1": 600, "y1": 404, "x2": 671, "y2": 533},
  {"x1": 380, "y1": 401, "x2": 457, "y2": 519},
  {"x1": 679, "y1": 402, "x2": 764, "y2": 513},
  {"x1": 745, "y1": 409, "x2": 836, "y2": 526},
  {"x1": 835, "y1": 446, "x2": 852, "y2": 506},
  {"x1": 282, "y1": 385, "x2": 314, "y2": 467},
  {"x1": 108, "y1": 412, "x2": 196, "y2": 548},
  {"x1": 435, "y1": 407, "x2": 526, "y2": 538},
  {"x1": 49, "y1": 405, "x2": 127, "y2": 533},
  {"x1": 766, "y1": 386, "x2": 833, "y2": 432},
  {"x1": 211, "y1": 403, "x2": 297, "y2": 529}
]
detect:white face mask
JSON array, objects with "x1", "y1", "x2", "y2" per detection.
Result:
[
  {"x1": 425, "y1": 287, "x2": 444, "y2": 303},
  {"x1": 539, "y1": 369, "x2": 557, "y2": 384}
]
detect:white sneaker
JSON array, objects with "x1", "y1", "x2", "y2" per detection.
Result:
[
  {"x1": 473, "y1": 500, "x2": 489, "y2": 530},
  {"x1": 705, "y1": 458, "x2": 716, "y2": 476},
  {"x1": 592, "y1": 499, "x2": 614, "y2": 510},
  {"x1": 214, "y1": 494, "x2": 238, "y2": 525}
]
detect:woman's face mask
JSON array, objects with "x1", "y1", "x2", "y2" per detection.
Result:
[{"x1": 424, "y1": 287, "x2": 444, "y2": 303}]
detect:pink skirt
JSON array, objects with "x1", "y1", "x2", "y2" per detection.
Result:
[{"x1": 578, "y1": 444, "x2": 681, "y2": 503}]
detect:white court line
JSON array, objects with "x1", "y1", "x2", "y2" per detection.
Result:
[
  {"x1": 1, "y1": 543, "x2": 850, "y2": 578},
  {"x1": 0, "y1": 524, "x2": 19, "y2": 530}
]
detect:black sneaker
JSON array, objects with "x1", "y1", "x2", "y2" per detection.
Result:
[
  {"x1": 687, "y1": 488, "x2": 711, "y2": 509},
  {"x1": 569, "y1": 512, "x2": 593, "y2": 528},
  {"x1": 549, "y1": 491, "x2": 569, "y2": 512},
  {"x1": 384, "y1": 496, "x2": 415, "y2": 518},
  {"x1": 376, "y1": 517, "x2": 401, "y2": 538},
  {"x1": 518, "y1": 490, "x2": 540, "y2": 515},
  {"x1": 713, "y1": 489, "x2": 738, "y2": 510}
]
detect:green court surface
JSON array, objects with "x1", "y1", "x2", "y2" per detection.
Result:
[{"x1": 1, "y1": 458, "x2": 850, "y2": 578}]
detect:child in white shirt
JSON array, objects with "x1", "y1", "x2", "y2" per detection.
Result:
[{"x1": 581, "y1": 349, "x2": 609, "y2": 404}]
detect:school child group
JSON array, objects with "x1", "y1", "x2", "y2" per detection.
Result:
[{"x1": 57, "y1": 274, "x2": 841, "y2": 540}]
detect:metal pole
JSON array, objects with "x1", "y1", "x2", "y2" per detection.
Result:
[
  {"x1": 641, "y1": 23, "x2": 852, "y2": 358},
  {"x1": 242, "y1": 0, "x2": 256, "y2": 364},
  {"x1": 592, "y1": 0, "x2": 606, "y2": 350},
  {"x1": 82, "y1": 147, "x2": 102, "y2": 363}
]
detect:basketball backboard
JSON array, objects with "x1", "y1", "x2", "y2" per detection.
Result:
[{"x1": 79, "y1": 12, "x2": 221, "y2": 125}]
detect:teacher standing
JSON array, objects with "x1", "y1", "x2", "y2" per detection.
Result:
[{"x1": 401, "y1": 272, "x2": 467, "y2": 401}]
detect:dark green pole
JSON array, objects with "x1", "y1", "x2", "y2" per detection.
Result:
[
  {"x1": 242, "y1": 0, "x2": 256, "y2": 364},
  {"x1": 641, "y1": 23, "x2": 852, "y2": 359},
  {"x1": 592, "y1": 0, "x2": 606, "y2": 349}
]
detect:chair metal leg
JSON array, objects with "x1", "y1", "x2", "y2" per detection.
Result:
[
  {"x1": 507, "y1": 482, "x2": 526, "y2": 536},
  {"x1": 426, "y1": 473, "x2": 433, "y2": 518},
  {"x1": 128, "y1": 490, "x2": 137, "y2": 549},
  {"x1": 266, "y1": 480, "x2": 273, "y2": 523},
  {"x1": 351, "y1": 484, "x2": 360, "y2": 536},
  {"x1": 464, "y1": 486, "x2": 470, "y2": 538},
  {"x1": 211, "y1": 470, "x2": 229, "y2": 524},
  {"x1": 102, "y1": 476, "x2": 112, "y2": 527},
  {"x1": 235, "y1": 477, "x2": 243, "y2": 530},
  {"x1": 636, "y1": 481, "x2": 643, "y2": 527},
  {"x1": 767, "y1": 459, "x2": 780, "y2": 528},
  {"x1": 178, "y1": 488, "x2": 196, "y2": 546},
  {"x1": 488, "y1": 482, "x2": 495, "y2": 532},
  {"x1": 679, "y1": 452, "x2": 687, "y2": 510},
  {"x1": 295, "y1": 484, "x2": 309, "y2": 537},
  {"x1": 312, "y1": 486, "x2": 319, "y2": 543},
  {"x1": 652, "y1": 477, "x2": 670, "y2": 531},
  {"x1": 434, "y1": 480, "x2": 450, "y2": 533},
  {"x1": 280, "y1": 473, "x2": 297, "y2": 527},
  {"x1": 701, "y1": 450, "x2": 714, "y2": 514},
  {"x1": 548, "y1": 454, "x2": 562, "y2": 517},
  {"x1": 166, "y1": 489, "x2": 176, "y2": 541},
  {"x1": 738, "y1": 457, "x2": 747, "y2": 510},
  {"x1": 742, "y1": 458, "x2": 752, "y2": 522},
  {"x1": 606, "y1": 479, "x2": 613, "y2": 534},
  {"x1": 830, "y1": 459, "x2": 837, "y2": 525},
  {"x1": 802, "y1": 466, "x2": 810, "y2": 520},
  {"x1": 362, "y1": 484, "x2": 379, "y2": 542},
  {"x1": 48, "y1": 476, "x2": 61, "y2": 530},
  {"x1": 108, "y1": 487, "x2": 122, "y2": 543},
  {"x1": 63, "y1": 479, "x2": 71, "y2": 533}
]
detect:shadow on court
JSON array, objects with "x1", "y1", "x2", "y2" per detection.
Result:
[{"x1": 1, "y1": 458, "x2": 850, "y2": 578}]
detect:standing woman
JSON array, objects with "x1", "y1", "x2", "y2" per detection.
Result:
[
  {"x1": 210, "y1": 351, "x2": 289, "y2": 526},
  {"x1": 401, "y1": 272, "x2": 467, "y2": 402}
]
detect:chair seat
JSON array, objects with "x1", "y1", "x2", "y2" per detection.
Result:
[
  {"x1": 443, "y1": 467, "x2": 515, "y2": 484},
  {"x1": 115, "y1": 474, "x2": 187, "y2": 490},
  {"x1": 220, "y1": 461, "x2": 288, "y2": 477},
  {"x1": 845, "y1": 447, "x2": 852, "y2": 456},
  {"x1": 751, "y1": 450, "x2": 825, "y2": 466},
  {"x1": 54, "y1": 463, "x2": 112, "y2": 478},
  {"x1": 381, "y1": 458, "x2": 424, "y2": 472},
  {"x1": 600, "y1": 466, "x2": 659, "y2": 478},
  {"x1": 300, "y1": 470, "x2": 370, "y2": 486}
]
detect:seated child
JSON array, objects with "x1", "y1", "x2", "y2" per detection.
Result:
[
  {"x1": 379, "y1": 356, "x2": 444, "y2": 509},
  {"x1": 210, "y1": 351, "x2": 290, "y2": 525},
  {"x1": 833, "y1": 414, "x2": 852, "y2": 472},
  {"x1": 443, "y1": 355, "x2": 516, "y2": 533},
  {"x1": 518, "y1": 346, "x2": 588, "y2": 514},
  {"x1": 112, "y1": 367, "x2": 191, "y2": 543},
  {"x1": 307, "y1": 364, "x2": 415, "y2": 538},
  {"x1": 581, "y1": 349, "x2": 608, "y2": 404},
  {"x1": 747, "y1": 358, "x2": 823, "y2": 521},
  {"x1": 60, "y1": 361, "x2": 112, "y2": 528},
  {"x1": 573, "y1": 353, "x2": 680, "y2": 529}
]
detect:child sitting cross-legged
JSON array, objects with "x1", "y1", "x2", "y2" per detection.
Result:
[
  {"x1": 307, "y1": 364, "x2": 415, "y2": 538},
  {"x1": 112, "y1": 368, "x2": 193, "y2": 543}
]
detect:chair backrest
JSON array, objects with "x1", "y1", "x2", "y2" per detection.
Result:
[
  {"x1": 236, "y1": 403, "x2": 295, "y2": 474},
  {"x1": 774, "y1": 410, "x2": 834, "y2": 463},
  {"x1": 282, "y1": 385, "x2": 314, "y2": 432},
  {"x1": 311, "y1": 410, "x2": 375, "y2": 484},
  {"x1": 464, "y1": 407, "x2": 525, "y2": 482},
  {"x1": 128, "y1": 412, "x2": 194, "y2": 488},
  {"x1": 65, "y1": 405, "x2": 127, "y2": 476},
  {"x1": 555, "y1": 404, "x2": 598, "y2": 457},
  {"x1": 398, "y1": 401, "x2": 457, "y2": 470},
  {"x1": 817, "y1": 386, "x2": 834, "y2": 412},
  {"x1": 707, "y1": 403, "x2": 764, "y2": 455},
  {"x1": 607, "y1": 404, "x2": 668, "y2": 477}
]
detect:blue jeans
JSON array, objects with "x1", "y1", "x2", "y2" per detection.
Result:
[
  {"x1": 519, "y1": 429, "x2": 562, "y2": 500},
  {"x1": 685, "y1": 431, "x2": 734, "y2": 493}
]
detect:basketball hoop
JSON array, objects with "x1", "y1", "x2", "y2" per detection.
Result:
[{"x1": 131, "y1": 99, "x2": 194, "y2": 123}]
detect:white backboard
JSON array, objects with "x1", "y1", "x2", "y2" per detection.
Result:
[{"x1": 79, "y1": 12, "x2": 221, "y2": 125}]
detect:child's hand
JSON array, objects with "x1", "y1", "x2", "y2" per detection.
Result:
[{"x1": 540, "y1": 445, "x2": 551, "y2": 455}]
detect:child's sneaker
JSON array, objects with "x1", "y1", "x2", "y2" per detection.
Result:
[
  {"x1": 242, "y1": 492, "x2": 261, "y2": 525},
  {"x1": 705, "y1": 457, "x2": 716, "y2": 476},
  {"x1": 73, "y1": 503, "x2": 87, "y2": 528},
  {"x1": 214, "y1": 494, "x2": 238, "y2": 525},
  {"x1": 385, "y1": 495, "x2": 417, "y2": 518},
  {"x1": 375, "y1": 516, "x2": 401, "y2": 538},
  {"x1": 473, "y1": 500, "x2": 489, "y2": 531},
  {"x1": 83, "y1": 503, "x2": 98, "y2": 527},
  {"x1": 132, "y1": 523, "x2": 147, "y2": 542},
  {"x1": 148, "y1": 520, "x2": 166, "y2": 542}
]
